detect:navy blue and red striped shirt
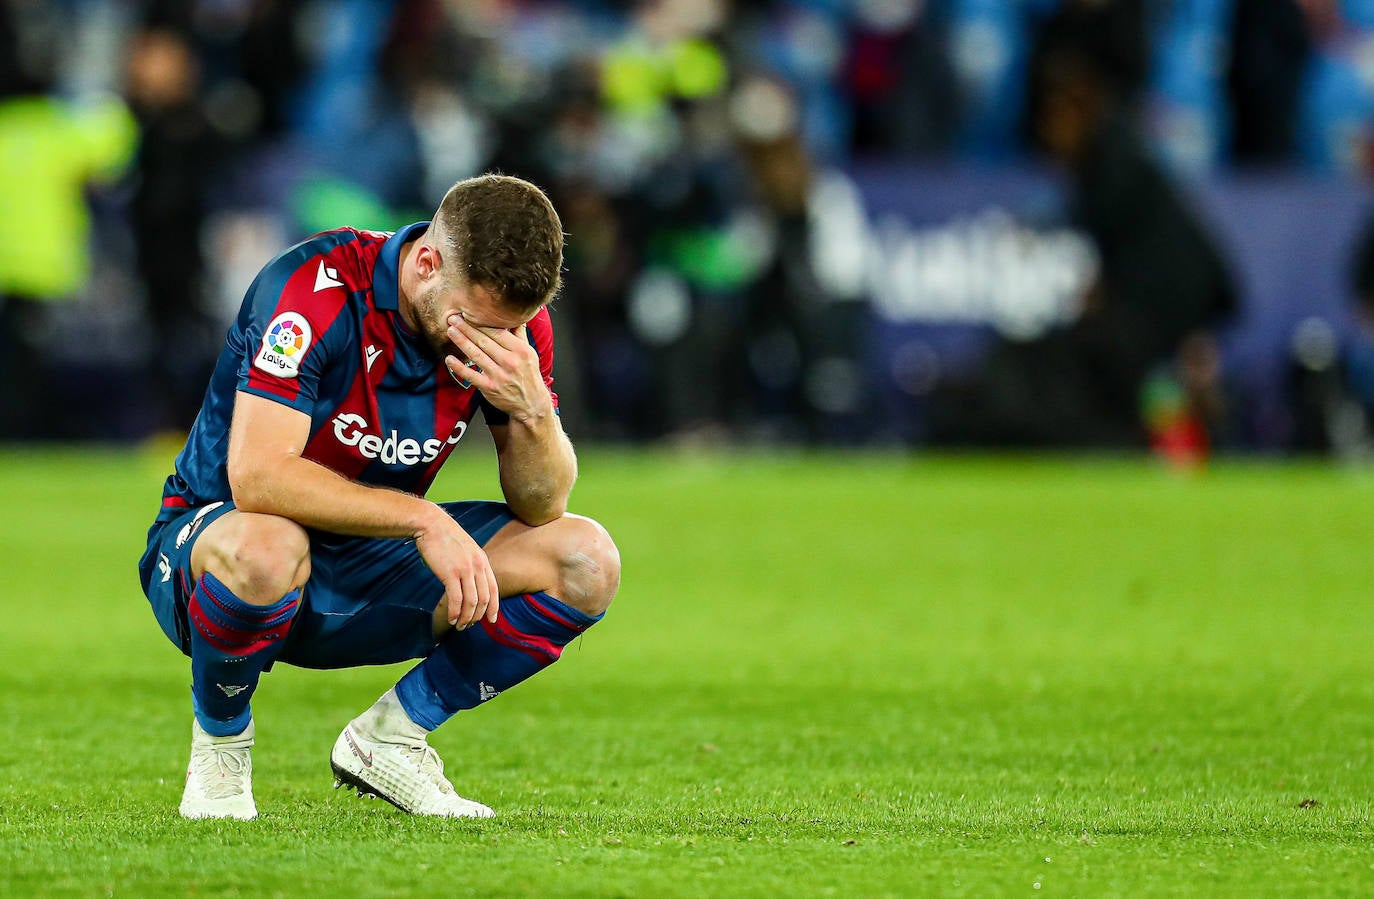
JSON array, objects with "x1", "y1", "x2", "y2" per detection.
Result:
[{"x1": 156, "y1": 222, "x2": 557, "y2": 521}]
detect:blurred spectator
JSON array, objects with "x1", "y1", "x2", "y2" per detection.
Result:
[
  {"x1": 553, "y1": 177, "x2": 648, "y2": 438},
  {"x1": 290, "y1": 0, "x2": 427, "y2": 229},
  {"x1": 0, "y1": 0, "x2": 137, "y2": 439},
  {"x1": 1296, "y1": 1, "x2": 1374, "y2": 175},
  {"x1": 844, "y1": 0, "x2": 958, "y2": 158},
  {"x1": 1226, "y1": 0, "x2": 1315, "y2": 166},
  {"x1": 140, "y1": 0, "x2": 305, "y2": 140},
  {"x1": 1285, "y1": 316, "x2": 1347, "y2": 453},
  {"x1": 126, "y1": 25, "x2": 227, "y2": 430},
  {"x1": 732, "y1": 76, "x2": 868, "y2": 441},
  {"x1": 928, "y1": 0, "x2": 1235, "y2": 447},
  {"x1": 1334, "y1": 215, "x2": 1374, "y2": 454},
  {"x1": 601, "y1": 0, "x2": 728, "y2": 118}
]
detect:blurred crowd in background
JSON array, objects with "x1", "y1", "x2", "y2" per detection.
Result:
[{"x1": 4, "y1": 0, "x2": 1374, "y2": 456}]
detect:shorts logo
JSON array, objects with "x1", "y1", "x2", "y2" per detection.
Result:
[
  {"x1": 175, "y1": 502, "x2": 226, "y2": 549},
  {"x1": 254, "y1": 313, "x2": 313, "y2": 378}
]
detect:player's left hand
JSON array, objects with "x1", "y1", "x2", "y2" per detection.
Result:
[{"x1": 445, "y1": 316, "x2": 554, "y2": 424}]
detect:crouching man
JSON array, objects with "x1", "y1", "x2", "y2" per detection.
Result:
[{"x1": 138, "y1": 175, "x2": 619, "y2": 819}]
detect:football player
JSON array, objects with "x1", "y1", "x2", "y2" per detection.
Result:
[{"x1": 138, "y1": 175, "x2": 620, "y2": 819}]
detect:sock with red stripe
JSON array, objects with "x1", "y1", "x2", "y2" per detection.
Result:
[
  {"x1": 394, "y1": 591, "x2": 601, "y2": 731},
  {"x1": 188, "y1": 572, "x2": 300, "y2": 737}
]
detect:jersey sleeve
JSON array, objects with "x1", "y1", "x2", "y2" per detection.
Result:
[
  {"x1": 480, "y1": 307, "x2": 558, "y2": 426},
  {"x1": 236, "y1": 251, "x2": 353, "y2": 414}
]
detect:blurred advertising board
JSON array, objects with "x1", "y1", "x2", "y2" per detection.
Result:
[{"x1": 837, "y1": 164, "x2": 1374, "y2": 447}]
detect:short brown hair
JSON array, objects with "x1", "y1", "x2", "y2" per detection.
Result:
[{"x1": 432, "y1": 174, "x2": 564, "y2": 313}]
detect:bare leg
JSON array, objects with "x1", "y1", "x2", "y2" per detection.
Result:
[{"x1": 430, "y1": 512, "x2": 620, "y2": 637}]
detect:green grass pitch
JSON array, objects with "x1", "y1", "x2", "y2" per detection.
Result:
[{"x1": 1, "y1": 447, "x2": 1372, "y2": 896}]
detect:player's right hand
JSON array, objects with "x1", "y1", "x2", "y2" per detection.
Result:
[{"x1": 414, "y1": 510, "x2": 500, "y2": 630}]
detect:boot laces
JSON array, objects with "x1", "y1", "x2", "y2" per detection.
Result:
[
  {"x1": 191, "y1": 745, "x2": 251, "y2": 800},
  {"x1": 404, "y1": 742, "x2": 455, "y2": 796}
]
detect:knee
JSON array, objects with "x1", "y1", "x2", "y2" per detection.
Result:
[
  {"x1": 553, "y1": 515, "x2": 620, "y2": 618},
  {"x1": 199, "y1": 513, "x2": 310, "y2": 604}
]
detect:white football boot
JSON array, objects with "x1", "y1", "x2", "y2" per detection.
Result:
[
  {"x1": 330, "y1": 688, "x2": 494, "y2": 818},
  {"x1": 179, "y1": 718, "x2": 257, "y2": 820}
]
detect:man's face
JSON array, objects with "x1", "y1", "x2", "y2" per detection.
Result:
[{"x1": 409, "y1": 275, "x2": 533, "y2": 360}]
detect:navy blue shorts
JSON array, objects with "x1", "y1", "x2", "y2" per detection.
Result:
[{"x1": 137, "y1": 500, "x2": 516, "y2": 669}]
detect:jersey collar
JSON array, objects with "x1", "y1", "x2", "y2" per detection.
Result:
[{"x1": 372, "y1": 221, "x2": 430, "y2": 312}]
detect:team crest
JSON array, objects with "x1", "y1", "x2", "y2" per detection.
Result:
[
  {"x1": 255, "y1": 313, "x2": 313, "y2": 378},
  {"x1": 449, "y1": 360, "x2": 481, "y2": 389}
]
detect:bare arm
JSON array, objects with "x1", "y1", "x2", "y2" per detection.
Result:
[
  {"x1": 489, "y1": 414, "x2": 577, "y2": 526},
  {"x1": 228, "y1": 391, "x2": 499, "y2": 627},
  {"x1": 447, "y1": 317, "x2": 576, "y2": 526}
]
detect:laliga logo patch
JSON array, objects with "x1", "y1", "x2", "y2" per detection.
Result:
[{"x1": 255, "y1": 313, "x2": 313, "y2": 378}]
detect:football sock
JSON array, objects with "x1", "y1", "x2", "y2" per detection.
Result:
[
  {"x1": 394, "y1": 591, "x2": 601, "y2": 731},
  {"x1": 187, "y1": 572, "x2": 300, "y2": 737}
]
